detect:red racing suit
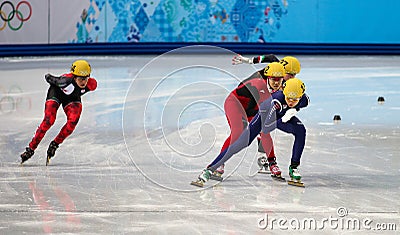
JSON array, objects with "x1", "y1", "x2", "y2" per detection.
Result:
[
  {"x1": 28, "y1": 73, "x2": 97, "y2": 150},
  {"x1": 219, "y1": 67, "x2": 280, "y2": 162},
  {"x1": 220, "y1": 77, "x2": 271, "y2": 154}
]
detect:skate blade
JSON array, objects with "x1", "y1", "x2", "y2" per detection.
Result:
[
  {"x1": 20, "y1": 159, "x2": 28, "y2": 166},
  {"x1": 46, "y1": 156, "x2": 50, "y2": 166},
  {"x1": 20, "y1": 156, "x2": 29, "y2": 165},
  {"x1": 210, "y1": 174, "x2": 223, "y2": 181},
  {"x1": 271, "y1": 174, "x2": 286, "y2": 182},
  {"x1": 258, "y1": 169, "x2": 271, "y2": 174},
  {"x1": 287, "y1": 180, "x2": 305, "y2": 187},
  {"x1": 190, "y1": 180, "x2": 204, "y2": 187}
]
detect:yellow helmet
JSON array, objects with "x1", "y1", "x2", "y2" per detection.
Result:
[
  {"x1": 280, "y1": 56, "x2": 301, "y2": 75},
  {"x1": 71, "y1": 60, "x2": 91, "y2": 77},
  {"x1": 263, "y1": 62, "x2": 285, "y2": 77},
  {"x1": 283, "y1": 78, "x2": 305, "y2": 98}
]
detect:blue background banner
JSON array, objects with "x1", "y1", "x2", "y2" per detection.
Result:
[{"x1": 69, "y1": 0, "x2": 400, "y2": 44}]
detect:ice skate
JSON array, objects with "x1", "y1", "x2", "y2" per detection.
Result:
[
  {"x1": 210, "y1": 164, "x2": 224, "y2": 181},
  {"x1": 46, "y1": 141, "x2": 59, "y2": 166},
  {"x1": 191, "y1": 169, "x2": 212, "y2": 187},
  {"x1": 257, "y1": 156, "x2": 270, "y2": 174},
  {"x1": 288, "y1": 166, "x2": 304, "y2": 187},
  {"x1": 269, "y1": 161, "x2": 286, "y2": 182},
  {"x1": 20, "y1": 147, "x2": 34, "y2": 165}
]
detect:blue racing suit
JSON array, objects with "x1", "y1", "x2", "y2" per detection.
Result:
[{"x1": 207, "y1": 90, "x2": 309, "y2": 171}]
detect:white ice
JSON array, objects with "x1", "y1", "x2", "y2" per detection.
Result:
[{"x1": 1, "y1": 50, "x2": 399, "y2": 234}]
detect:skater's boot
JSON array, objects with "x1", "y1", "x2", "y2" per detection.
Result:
[
  {"x1": 213, "y1": 164, "x2": 224, "y2": 177},
  {"x1": 268, "y1": 161, "x2": 282, "y2": 176},
  {"x1": 20, "y1": 147, "x2": 34, "y2": 164},
  {"x1": 46, "y1": 141, "x2": 59, "y2": 165},
  {"x1": 289, "y1": 165, "x2": 301, "y2": 181},
  {"x1": 210, "y1": 164, "x2": 224, "y2": 181},
  {"x1": 191, "y1": 168, "x2": 213, "y2": 187},
  {"x1": 198, "y1": 168, "x2": 212, "y2": 183},
  {"x1": 267, "y1": 157, "x2": 285, "y2": 181},
  {"x1": 257, "y1": 156, "x2": 269, "y2": 172}
]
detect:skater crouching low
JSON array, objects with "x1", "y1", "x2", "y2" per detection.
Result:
[
  {"x1": 192, "y1": 78, "x2": 309, "y2": 187},
  {"x1": 20, "y1": 60, "x2": 97, "y2": 165},
  {"x1": 210, "y1": 62, "x2": 286, "y2": 181}
]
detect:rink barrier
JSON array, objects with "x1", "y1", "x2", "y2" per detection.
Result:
[{"x1": 2, "y1": 42, "x2": 400, "y2": 56}]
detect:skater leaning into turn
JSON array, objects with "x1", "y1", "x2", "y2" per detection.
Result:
[
  {"x1": 20, "y1": 60, "x2": 97, "y2": 165},
  {"x1": 210, "y1": 62, "x2": 286, "y2": 181},
  {"x1": 213, "y1": 55, "x2": 302, "y2": 179},
  {"x1": 193, "y1": 78, "x2": 309, "y2": 187}
]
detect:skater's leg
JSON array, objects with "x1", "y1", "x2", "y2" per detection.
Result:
[
  {"x1": 53, "y1": 102, "x2": 82, "y2": 145},
  {"x1": 195, "y1": 115, "x2": 262, "y2": 185},
  {"x1": 277, "y1": 117, "x2": 305, "y2": 183},
  {"x1": 46, "y1": 102, "x2": 81, "y2": 164},
  {"x1": 211, "y1": 96, "x2": 248, "y2": 176},
  {"x1": 277, "y1": 117, "x2": 306, "y2": 165},
  {"x1": 207, "y1": 113, "x2": 262, "y2": 172},
  {"x1": 220, "y1": 96, "x2": 248, "y2": 152},
  {"x1": 260, "y1": 132, "x2": 275, "y2": 159},
  {"x1": 257, "y1": 132, "x2": 276, "y2": 171},
  {"x1": 258, "y1": 132, "x2": 283, "y2": 176},
  {"x1": 21, "y1": 100, "x2": 59, "y2": 164},
  {"x1": 28, "y1": 100, "x2": 60, "y2": 150}
]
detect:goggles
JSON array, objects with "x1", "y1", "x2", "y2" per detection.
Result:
[
  {"x1": 76, "y1": 76, "x2": 89, "y2": 81},
  {"x1": 287, "y1": 97, "x2": 301, "y2": 102},
  {"x1": 268, "y1": 76, "x2": 283, "y2": 82}
]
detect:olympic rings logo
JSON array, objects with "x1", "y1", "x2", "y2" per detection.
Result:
[
  {"x1": 0, "y1": 84, "x2": 31, "y2": 114},
  {"x1": 0, "y1": 1, "x2": 32, "y2": 31}
]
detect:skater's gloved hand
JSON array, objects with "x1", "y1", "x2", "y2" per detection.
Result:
[
  {"x1": 45, "y1": 73, "x2": 57, "y2": 84},
  {"x1": 86, "y1": 78, "x2": 97, "y2": 91},
  {"x1": 45, "y1": 73, "x2": 52, "y2": 81},
  {"x1": 281, "y1": 108, "x2": 297, "y2": 123},
  {"x1": 232, "y1": 54, "x2": 252, "y2": 65}
]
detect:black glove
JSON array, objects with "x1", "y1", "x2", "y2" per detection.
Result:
[{"x1": 253, "y1": 54, "x2": 279, "y2": 63}]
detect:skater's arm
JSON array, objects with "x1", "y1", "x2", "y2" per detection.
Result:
[
  {"x1": 232, "y1": 54, "x2": 279, "y2": 65},
  {"x1": 85, "y1": 78, "x2": 97, "y2": 91},
  {"x1": 260, "y1": 98, "x2": 281, "y2": 133},
  {"x1": 281, "y1": 109, "x2": 297, "y2": 123},
  {"x1": 252, "y1": 54, "x2": 280, "y2": 64},
  {"x1": 45, "y1": 74, "x2": 73, "y2": 88},
  {"x1": 295, "y1": 94, "x2": 310, "y2": 110},
  {"x1": 281, "y1": 94, "x2": 309, "y2": 123}
]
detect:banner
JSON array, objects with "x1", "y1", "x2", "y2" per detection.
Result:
[
  {"x1": 0, "y1": 0, "x2": 400, "y2": 45},
  {"x1": 49, "y1": 0, "x2": 92, "y2": 43},
  {"x1": 0, "y1": 0, "x2": 48, "y2": 44}
]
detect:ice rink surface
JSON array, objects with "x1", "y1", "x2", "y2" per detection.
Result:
[{"x1": 1, "y1": 47, "x2": 400, "y2": 234}]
